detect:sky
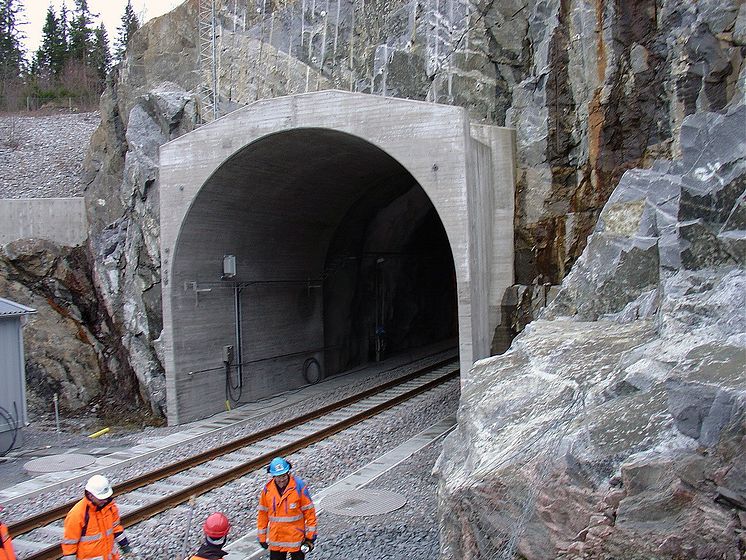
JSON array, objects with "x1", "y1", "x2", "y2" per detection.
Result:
[{"x1": 21, "y1": 0, "x2": 186, "y2": 58}]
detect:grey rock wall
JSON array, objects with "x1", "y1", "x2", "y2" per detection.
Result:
[
  {"x1": 435, "y1": 105, "x2": 746, "y2": 559},
  {"x1": 85, "y1": 84, "x2": 198, "y2": 416},
  {"x1": 77, "y1": 0, "x2": 744, "y2": 416}
]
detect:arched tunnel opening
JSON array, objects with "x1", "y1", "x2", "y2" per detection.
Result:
[
  {"x1": 171, "y1": 127, "x2": 458, "y2": 413},
  {"x1": 324, "y1": 181, "x2": 457, "y2": 375}
]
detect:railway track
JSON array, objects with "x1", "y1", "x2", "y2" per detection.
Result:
[{"x1": 9, "y1": 357, "x2": 459, "y2": 560}]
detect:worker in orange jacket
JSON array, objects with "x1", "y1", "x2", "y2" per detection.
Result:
[
  {"x1": 0, "y1": 504, "x2": 17, "y2": 560},
  {"x1": 257, "y1": 457, "x2": 317, "y2": 559},
  {"x1": 62, "y1": 475, "x2": 133, "y2": 560},
  {"x1": 190, "y1": 512, "x2": 230, "y2": 559}
]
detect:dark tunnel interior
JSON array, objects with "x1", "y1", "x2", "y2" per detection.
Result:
[{"x1": 323, "y1": 180, "x2": 458, "y2": 375}]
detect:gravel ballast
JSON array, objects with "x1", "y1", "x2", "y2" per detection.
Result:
[
  {"x1": 312, "y1": 437, "x2": 445, "y2": 560},
  {"x1": 5, "y1": 379, "x2": 457, "y2": 558},
  {"x1": 2, "y1": 351, "x2": 458, "y2": 560}
]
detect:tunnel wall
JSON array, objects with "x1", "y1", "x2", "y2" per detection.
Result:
[
  {"x1": 471, "y1": 124, "x2": 517, "y2": 352},
  {"x1": 160, "y1": 90, "x2": 515, "y2": 424}
]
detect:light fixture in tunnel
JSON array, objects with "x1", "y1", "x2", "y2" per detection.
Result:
[{"x1": 222, "y1": 254, "x2": 236, "y2": 279}]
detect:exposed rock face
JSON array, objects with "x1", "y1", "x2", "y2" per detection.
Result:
[
  {"x1": 79, "y1": 0, "x2": 744, "y2": 415},
  {"x1": 435, "y1": 105, "x2": 746, "y2": 559},
  {"x1": 0, "y1": 239, "x2": 140, "y2": 414},
  {"x1": 85, "y1": 84, "x2": 198, "y2": 416},
  {"x1": 508, "y1": 0, "x2": 744, "y2": 284}
]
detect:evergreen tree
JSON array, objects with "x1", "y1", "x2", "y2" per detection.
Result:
[
  {"x1": 68, "y1": 0, "x2": 95, "y2": 65},
  {"x1": 114, "y1": 0, "x2": 139, "y2": 63},
  {"x1": 36, "y1": 5, "x2": 67, "y2": 78},
  {"x1": 59, "y1": 1, "x2": 69, "y2": 56},
  {"x1": 0, "y1": 0, "x2": 25, "y2": 84},
  {"x1": 90, "y1": 22, "x2": 110, "y2": 86}
]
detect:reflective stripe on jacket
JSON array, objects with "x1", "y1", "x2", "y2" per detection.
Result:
[
  {"x1": 257, "y1": 475, "x2": 317, "y2": 552},
  {"x1": 0, "y1": 523, "x2": 17, "y2": 560},
  {"x1": 61, "y1": 497, "x2": 126, "y2": 560}
]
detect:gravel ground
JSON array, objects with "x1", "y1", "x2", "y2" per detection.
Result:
[
  {"x1": 126, "y1": 379, "x2": 458, "y2": 559},
  {"x1": 0, "y1": 353, "x2": 459, "y2": 559},
  {"x1": 0, "y1": 111, "x2": 99, "y2": 198},
  {"x1": 313, "y1": 437, "x2": 444, "y2": 560},
  {"x1": 5, "y1": 376, "x2": 458, "y2": 558}
]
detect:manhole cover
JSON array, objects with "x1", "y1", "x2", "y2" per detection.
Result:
[
  {"x1": 24, "y1": 453, "x2": 96, "y2": 474},
  {"x1": 322, "y1": 489, "x2": 407, "y2": 517}
]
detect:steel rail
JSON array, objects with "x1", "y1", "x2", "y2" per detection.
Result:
[
  {"x1": 12, "y1": 359, "x2": 458, "y2": 560},
  {"x1": 10, "y1": 355, "x2": 455, "y2": 535}
]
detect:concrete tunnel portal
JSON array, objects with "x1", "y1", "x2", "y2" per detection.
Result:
[
  {"x1": 173, "y1": 127, "x2": 458, "y2": 406},
  {"x1": 160, "y1": 91, "x2": 516, "y2": 425}
]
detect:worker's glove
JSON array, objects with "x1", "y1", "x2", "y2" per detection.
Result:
[
  {"x1": 302, "y1": 539, "x2": 315, "y2": 552},
  {"x1": 119, "y1": 543, "x2": 132, "y2": 554},
  {"x1": 259, "y1": 541, "x2": 269, "y2": 549}
]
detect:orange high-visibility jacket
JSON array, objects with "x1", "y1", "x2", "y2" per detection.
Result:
[
  {"x1": 62, "y1": 497, "x2": 127, "y2": 560},
  {"x1": 0, "y1": 522, "x2": 17, "y2": 560},
  {"x1": 257, "y1": 475, "x2": 317, "y2": 552},
  {"x1": 190, "y1": 542, "x2": 227, "y2": 559}
]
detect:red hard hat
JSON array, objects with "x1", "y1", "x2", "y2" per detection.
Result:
[{"x1": 203, "y1": 512, "x2": 230, "y2": 538}]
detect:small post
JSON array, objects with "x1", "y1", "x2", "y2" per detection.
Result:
[
  {"x1": 53, "y1": 393, "x2": 61, "y2": 433},
  {"x1": 179, "y1": 495, "x2": 197, "y2": 560}
]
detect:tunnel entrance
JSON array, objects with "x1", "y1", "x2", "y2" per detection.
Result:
[
  {"x1": 171, "y1": 127, "x2": 457, "y2": 409},
  {"x1": 324, "y1": 180, "x2": 457, "y2": 375},
  {"x1": 160, "y1": 91, "x2": 515, "y2": 424}
]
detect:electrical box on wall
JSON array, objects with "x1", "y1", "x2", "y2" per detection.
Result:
[
  {"x1": 223, "y1": 254, "x2": 236, "y2": 278},
  {"x1": 223, "y1": 345, "x2": 235, "y2": 364}
]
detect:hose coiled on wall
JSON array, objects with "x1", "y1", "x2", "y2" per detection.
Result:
[{"x1": 0, "y1": 402, "x2": 19, "y2": 456}]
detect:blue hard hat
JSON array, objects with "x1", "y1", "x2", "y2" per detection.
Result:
[{"x1": 267, "y1": 457, "x2": 291, "y2": 476}]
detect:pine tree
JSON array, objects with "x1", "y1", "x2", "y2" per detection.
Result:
[
  {"x1": 68, "y1": 0, "x2": 95, "y2": 65},
  {"x1": 114, "y1": 0, "x2": 139, "y2": 64},
  {"x1": 36, "y1": 6, "x2": 67, "y2": 78},
  {"x1": 90, "y1": 22, "x2": 110, "y2": 86},
  {"x1": 0, "y1": 0, "x2": 25, "y2": 83},
  {"x1": 59, "y1": 1, "x2": 69, "y2": 56}
]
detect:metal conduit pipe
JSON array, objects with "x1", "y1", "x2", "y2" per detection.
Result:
[{"x1": 234, "y1": 285, "x2": 243, "y2": 388}]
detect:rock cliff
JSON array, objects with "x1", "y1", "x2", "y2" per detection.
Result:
[
  {"x1": 435, "y1": 105, "x2": 745, "y2": 559},
  {"x1": 77, "y1": 0, "x2": 744, "y2": 415}
]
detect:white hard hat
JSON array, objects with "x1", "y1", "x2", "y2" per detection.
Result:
[{"x1": 85, "y1": 474, "x2": 113, "y2": 500}]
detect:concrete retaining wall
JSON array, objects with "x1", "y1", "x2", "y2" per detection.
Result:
[{"x1": 0, "y1": 198, "x2": 87, "y2": 246}]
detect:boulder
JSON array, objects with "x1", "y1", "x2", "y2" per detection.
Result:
[{"x1": 435, "y1": 105, "x2": 746, "y2": 559}]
